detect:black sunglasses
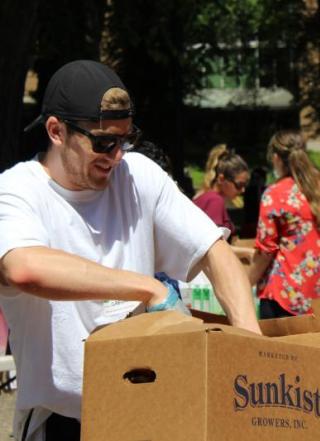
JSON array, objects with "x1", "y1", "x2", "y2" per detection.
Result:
[
  {"x1": 62, "y1": 120, "x2": 142, "y2": 154},
  {"x1": 228, "y1": 179, "x2": 249, "y2": 191}
]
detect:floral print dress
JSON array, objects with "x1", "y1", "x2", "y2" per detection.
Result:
[{"x1": 255, "y1": 176, "x2": 320, "y2": 315}]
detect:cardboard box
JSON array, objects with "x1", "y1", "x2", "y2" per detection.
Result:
[{"x1": 81, "y1": 303, "x2": 320, "y2": 440}]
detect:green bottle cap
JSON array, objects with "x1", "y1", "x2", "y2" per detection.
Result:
[{"x1": 202, "y1": 288, "x2": 210, "y2": 300}]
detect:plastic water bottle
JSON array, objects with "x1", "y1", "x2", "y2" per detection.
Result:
[
  {"x1": 202, "y1": 287, "x2": 211, "y2": 312},
  {"x1": 192, "y1": 286, "x2": 202, "y2": 310},
  {"x1": 178, "y1": 281, "x2": 192, "y2": 309}
]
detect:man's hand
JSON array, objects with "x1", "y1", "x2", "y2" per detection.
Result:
[{"x1": 146, "y1": 281, "x2": 191, "y2": 316}]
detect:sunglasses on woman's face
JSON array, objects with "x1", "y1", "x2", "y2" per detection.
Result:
[
  {"x1": 228, "y1": 179, "x2": 249, "y2": 191},
  {"x1": 62, "y1": 120, "x2": 142, "y2": 154}
]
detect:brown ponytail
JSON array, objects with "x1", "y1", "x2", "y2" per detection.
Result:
[
  {"x1": 268, "y1": 130, "x2": 320, "y2": 226},
  {"x1": 201, "y1": 144, "x2": 249, "y2": 192}
]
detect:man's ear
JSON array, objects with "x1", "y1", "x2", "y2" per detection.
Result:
[{"x1": 45, "y1": 116, "x2": 64, "y2": 146}]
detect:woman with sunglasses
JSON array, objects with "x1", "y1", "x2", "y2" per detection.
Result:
[
  {"x1": 193, "y1": 144, "x2": 253, "y2": 263},
  {"x1": 249, "y1": 130, "x2": 320, "y2": 319}
]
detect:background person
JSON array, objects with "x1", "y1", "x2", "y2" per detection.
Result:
[
  {"x1": 248, "y1": 129, "x2": 320, "y2": 319},
  {"x1": 134, "y1": 139, "x2": 173, "y2": 175},
  {"x1": 0, "y1": 60, "x2": 260, "y2": 441},
  {"x1": 193, "y1": 144, "x2": 254, "y2": 263}
]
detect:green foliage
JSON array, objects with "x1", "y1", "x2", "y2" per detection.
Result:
[
  {"x1": 186, "y1": 165, "x2": 204, "y2": 191},
  {"x1": 102, "y1": 0, "x2": 306, "y2": 114},
  {"x1": 104, "y1": 0, "x2": 221, "y2": 102},
  {"x1": 308, "y1": 150, "x2": 320, "y2": 170},
  {"x1": 202, "y1": 0, "x2": 304, "y2": 92}
]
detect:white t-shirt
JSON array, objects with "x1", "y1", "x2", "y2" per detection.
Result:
[{"x1": 0, "y1": 152, "x2": 224, "y2": 430}]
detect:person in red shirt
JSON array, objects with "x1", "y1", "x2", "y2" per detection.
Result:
[
  {"x1": 193, "y1": 144, "x2": 253, "y2": 262},
  {"x1": 249, "y1": 130, "x2": 320, "y2": 318}
]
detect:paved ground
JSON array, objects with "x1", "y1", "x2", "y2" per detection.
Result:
[{"x1": 0, "y1": 390, "x2": 16, "y2": 441}]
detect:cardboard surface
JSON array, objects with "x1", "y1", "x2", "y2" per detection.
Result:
[
  {"x1": 82, "y1": 307, "x2": 320, "y2": 441},
  {"x1": 192, "y1": 300, "x2": 320, "y2": 336}
]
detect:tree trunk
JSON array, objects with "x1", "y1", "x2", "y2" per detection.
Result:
[{"x1": 0, "y1": 0, "x2": 40, "y2": 171}]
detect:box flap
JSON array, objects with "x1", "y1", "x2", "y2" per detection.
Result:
[
  {"x1": 260, "y1": 299, "x2": 320, "y2": 337},
  {"x1": 205, "y1": 323, "x2": 264, "y2": 339},
  {"x1": 156, "y1": 321, "x2": 263, "y2": 339},
  {"x1": 312, "y1": 297, "x2": 320, "y2": 317},
  {"x1": 259, "y1": 314, "x2": 319, "y2": 336},
  {"x1": 191, "y1": 308, "x2": 230, "y2": 324},
  {"x1": 87, "y1": 310, "x2": 203, "y2": 342},
  {"x1": 273, "y1": 332, "x2": 320, "y2": 348},
  {"x1": 192, "y1": 298, "x2": 320, "y2": 338}
]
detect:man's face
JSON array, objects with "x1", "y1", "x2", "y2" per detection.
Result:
[{"x1": 59, "y1": 118, "x2": 132, "y2": 191}]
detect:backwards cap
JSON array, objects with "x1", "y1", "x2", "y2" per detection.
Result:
[{"x1": 24, "y1": 59, "x2": 133, "y2": 132}]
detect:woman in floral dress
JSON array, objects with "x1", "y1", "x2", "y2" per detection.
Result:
[{"x1": 249, "y1": 130, "x2": 320, "y2": 318}]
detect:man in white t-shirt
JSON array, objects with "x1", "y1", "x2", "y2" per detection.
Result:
[{"x1": 0, "y1": 60, "x2": 261, "y2": 441}]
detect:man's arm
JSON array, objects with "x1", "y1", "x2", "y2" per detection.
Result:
[
  {"x1": 0, "y1": 246, "x2": 167, "y2": 307},
  {"x1": 190, "y1": 239, "x2": 262, "y2": 334}
]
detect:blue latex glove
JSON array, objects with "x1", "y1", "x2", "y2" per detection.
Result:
[{"x1": 147, "y1": 281, "x2": 191, "y2": 316}]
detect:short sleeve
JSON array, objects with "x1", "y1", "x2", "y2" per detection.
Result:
[
  {"x1": 255, "y1": 187, "x2": 279, "y2": 254},
  {"x1": 153, "y1": 176, "x2": 226, "y2": 281},
  {"x1": 0, "y1": 190, "x2": 49, "y2": 258}
]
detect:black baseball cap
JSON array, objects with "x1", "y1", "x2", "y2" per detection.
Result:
[{"x1": 24, "y1": 59, "x2": 134, "y2": 132}]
